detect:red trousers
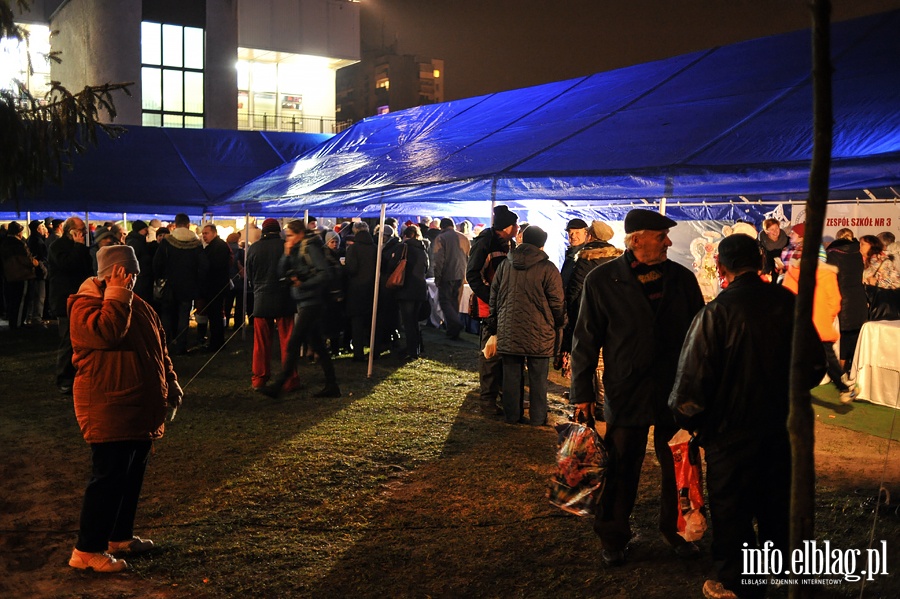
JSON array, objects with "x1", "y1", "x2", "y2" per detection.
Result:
[{"x1": 252, "y1": 317, "x2": 300, "y2": 389}]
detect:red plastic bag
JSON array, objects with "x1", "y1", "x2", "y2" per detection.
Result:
[
  {"x1": 548, "y1": 422, "x2": 608, "y2": 516},
  {"x1": 669, "y1": 431, "x2": 707, "y2": 542}
]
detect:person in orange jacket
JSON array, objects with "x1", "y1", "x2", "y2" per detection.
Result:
[{"x1": 782, "y1": 245, "x2": 854, "y2": 403}]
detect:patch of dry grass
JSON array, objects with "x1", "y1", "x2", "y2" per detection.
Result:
[{"x1": 1, "y1": 325, "x2": 898, "y2": 598}]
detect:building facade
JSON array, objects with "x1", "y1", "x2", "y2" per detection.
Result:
[
  {"x1": 10, "y1": 0, "x2": 360, "y2": 132},
  {"x1": 336, "y1": 49, "x2": 443, "y2": 123}
]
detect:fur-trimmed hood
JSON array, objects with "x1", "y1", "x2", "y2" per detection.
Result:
[
  {"x1": 164, "y1": 226, "x2": 202, "y2": 250},
  {"x1": 577, "y1": 242, "x2": 623, "y2": 262}
]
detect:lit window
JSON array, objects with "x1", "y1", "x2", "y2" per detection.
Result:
[
  {"x1": 141, "y1": 22, "x2": 161, "y2": 64},
  {"x1": 184, "y1": 27, "x2": 204, "y2": 69},
  {"x1": 433, "y1": 69, "x2": 440, "y2": 78},
  {"x1": 141, "y1": 21, "x2": 204, "y2": 128},
  {"x1": 376, "y1": 78, "x2": 390, "y2": 90},
  {"x1": 162, "y1": 24, "x2": 183, "y2": 68}
]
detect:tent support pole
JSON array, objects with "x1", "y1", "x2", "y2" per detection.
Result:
[
  {"x1": 84, "y1": 212, "x2": 90, "y2": 246},
  {"x1": 490, "y1": 177, "x2": 497, "y2": 222},
  {"x1": 304, "y1": 210, "x2": 309, "y2": 228},
  {"x1": 242, "y1": 214, "x2": 250, "y2": 341},
  {"x1": 368, "y1": 203, "x2": 387, "y2": 378},
  {"x1": 788, "y1": 3, "x2": 832, "y2": 596},
  {"x1": 123, "y1": 212, "x2": 127, "y2": 231},
  {"x1": 659, "y1": 198, "x2": 667, "y2": 215}
]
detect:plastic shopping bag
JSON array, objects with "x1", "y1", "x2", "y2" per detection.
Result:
[
  {"x1": 548, "y1": 422, "x2": 608, "y2": 516},
  {"x1": 669, "y1": 430, "x2": 707, "y2": 542}
]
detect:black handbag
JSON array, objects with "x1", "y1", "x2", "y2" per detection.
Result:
[{"x1": 865, "y1": 285, "x2": 900, "y2": 321}]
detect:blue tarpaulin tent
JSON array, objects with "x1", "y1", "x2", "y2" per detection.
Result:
[
  {"x1": 211, "y1": 10, "x2": 900, "y2": 221},
  {"x1": 4, "y1": 127, "x2": 331, "y2": 217}
]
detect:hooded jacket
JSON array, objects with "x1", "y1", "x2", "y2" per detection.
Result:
[
  {"x1": 152, "y1": 226, "x2": 208, "y2": 302},
  {"x1": 488, "y1": 243, "x2": 566, "y2": 357},
  {"x1": 68, "y1": 277, "x2": 181, "y2": 443},
  {"x1": 782, "y1": 260, "x2": 841, "y2": 342}
]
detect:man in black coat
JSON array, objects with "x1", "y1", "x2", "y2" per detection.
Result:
[
  {"x1": 570, "y1": 209, "x2": 705, "y2": 566},
  {"x1": 466, "y1": 205, "x2": 519, "y2": 410},
  {"x1": 47, "y1": 217, "x2": 93, "y2": 393},
  {"x1": 152, "y1": 213, "x2": 208, "y2": 355},
  {"x1": 669, "y1": 234, "x2": 825, "y2": 599},
  {"x1": 198, "y1": 224, "x2": 233, "y2": 351},
  {"x1": 125, "y1": 220, "x2": 154, "y2": 302},
  {"x1": 560, "y1": 218, "x2": 589, "y2": 293},
  {"x1": 246, "y1": 218, "x2": 299, "y2": 390},
  {"x1": 344, "y1": 222, "x2": 378, "y2": 362}
]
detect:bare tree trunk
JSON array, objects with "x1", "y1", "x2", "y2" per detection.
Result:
[{"x1": 789, "y1": 1, "x2": 832, "y2": 597}]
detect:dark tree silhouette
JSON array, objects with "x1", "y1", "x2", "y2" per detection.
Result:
[{"x1": 0, "y1": 0, "x2": 132, "y2": 207}]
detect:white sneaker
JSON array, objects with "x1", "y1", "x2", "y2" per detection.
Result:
[
  {"x1": 840, "y1": 389, "x2": 856, "y2": 404},
  {"x1": 69, "y1": 549, "x2": 128, "y2": 572}
]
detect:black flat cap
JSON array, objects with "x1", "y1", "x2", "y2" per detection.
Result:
[{"x1": 624, "y1": 209, "x2": 677, "y2": 233}]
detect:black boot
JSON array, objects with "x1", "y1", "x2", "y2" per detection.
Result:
[{"x1": 313, "y1": 383, "x2": 341, "y2": 398}]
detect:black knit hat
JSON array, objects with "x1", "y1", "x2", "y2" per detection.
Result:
[
  {"x1": 493, "y1": 205, "x2": 518, "y2": 230},
  {"x1": 439, "y1": 217, "x2": 455, "y2": 229},
  {"x1": 522, "y1": 225, "x2": 548, "y2": 248}
]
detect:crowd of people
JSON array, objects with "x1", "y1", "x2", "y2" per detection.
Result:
[{"x1": 2, "y1": 209, "x2": 898, "y2": 594}]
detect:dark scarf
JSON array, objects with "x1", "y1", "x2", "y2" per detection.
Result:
[
  {"x1": 758, "y1": 229, "x2": 788, "y2": 253},
  {"x1": 625, "y1": 249, "x2": 665, "y2": 310}
]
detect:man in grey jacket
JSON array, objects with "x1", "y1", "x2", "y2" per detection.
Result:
[{"x1": 432, "y1": 217, "x2": 471, "y2": 339}]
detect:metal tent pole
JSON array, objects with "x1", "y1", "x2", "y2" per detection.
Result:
[
  {"x1": 368, "y1": 203, "x2": 387, "y2": 378},
  {"x1": 242, "y1": 214, "x2": 250, "y2": 341}
]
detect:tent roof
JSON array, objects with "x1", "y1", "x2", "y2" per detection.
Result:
[
  {"x1": 7, "y1": 127, "x2": 331, "y2": 217},
  {"x1": 213, "y1": 10, "x2": 900, "y2": 217}
]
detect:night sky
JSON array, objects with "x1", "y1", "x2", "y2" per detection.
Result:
[{"x1": 360, "y1": 0, "x2": 900, "y2": 101}]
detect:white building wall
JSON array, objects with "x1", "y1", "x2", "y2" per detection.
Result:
[
  {"x1": 237, "y1": 0, "x2": 358, "y2": 59},
  {"x1": 50, "y1": 0, "x2": 143, "y2": 125}
]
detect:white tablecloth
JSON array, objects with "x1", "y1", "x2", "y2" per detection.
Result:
[
  {"x1": 849, "y1": 320, "x2": 900, "y2": 409},
  {"x1": 425, "y1": 278, "x2": 472, "y2": 328}
]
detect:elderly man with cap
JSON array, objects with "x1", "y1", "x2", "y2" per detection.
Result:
[
  {"x1": 561, "y1": 217, "x2": 589, "y2": 292},
  {"x1": 432, "y1": 217, "x2": 471, "y2": 340},
  {"x1": 570, "y1": 208, "x2": 705, "y2": 566},
  {"x1": 467, "y1": 204, "x2": 519, "y2": 412},
  {"x1": 67, "y1": 244, "x2": 182, "y2": 573},
  {"x1": 125, "y1": 220, "x2": 153, "y2": 302}
]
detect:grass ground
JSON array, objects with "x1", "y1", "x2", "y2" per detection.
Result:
[{"x1": 1, "y1": 323, "x2": 898, "y2": 598}]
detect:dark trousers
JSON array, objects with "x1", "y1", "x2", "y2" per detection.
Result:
[
  {"x1": 56, "y1": 316, "x2": 76, "y2": 387},
  {"x1": 479, "y1": 324, "x2": 503, "y2": 402},
  {"x1": 594, "y1": 424, "x2": 681, "y2": 551},
  {"x1": 278, "y1": 304, "x2": 336, "y2": 387},
  {"x1": 161, "y1": 299, "x2": 193, "y2": 354},
  {"x1": 351, "y1": 314, "x2": 372, "y2": 359},
  {"x1": 501, "y1": 355, "x2": 548, "y2": 424},
  {"x1": 823, "y1": 341, "x2": 848, "y2": 392},
  {"x1": 398, "y1": 300, "x2": 423, "y2": 358},
  {"x1": 200, "y1": 295, "x2": 226, "y2": 350},
  {"x1": 705, "y1": 433, "x2": 791, "y2": 598},
  {"x1": 839, "y1": 328, "x2": 861, "y2": 373},
  {"x1": 437, "y1": 279, "x2": 463, "y2": 338},
  {"x1": 76, "y1": 440, "x2": 152, "y2": 553},
  {"x1": 3, "y1": 280, "x2": 27, "y2": 329}
]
